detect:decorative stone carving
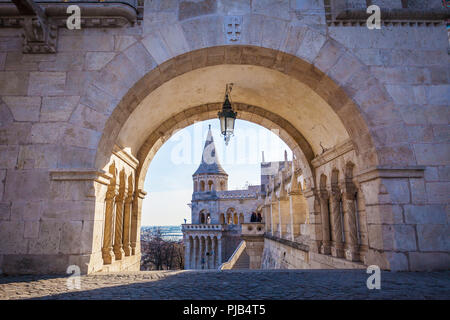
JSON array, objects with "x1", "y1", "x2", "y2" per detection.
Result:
[
  {"x1": 341, "y1": 179, "x2": 360, "y2": 262},
  {"x1": 329, "y1": 187, "x2": 345, "y2": 258},
  {"x1": 102, "y1": 183, "x2": 117, "y2": 265},
  {"x1": 21, "y1": 16, "x2": 57, "y2": 53},
  {"x1": 224, "y1": 16, "x2": 242, "y2": 43},
  {"x1": 122, "y1": 183, "x2": 134, "y2": 257},
  {"x1": 319, "y1": 191, "x2": 331, "y2": 255},
  {"x1": 113, "y1": 173, "x2": 126, "y2": 260}
]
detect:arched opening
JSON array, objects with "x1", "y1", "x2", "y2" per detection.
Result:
[
  {"x1": 87, "y1": 45, "x2": 387, "y2": 273},
  {"x1": 199, "y1": 211, "x2": 206, "y2": 224}
]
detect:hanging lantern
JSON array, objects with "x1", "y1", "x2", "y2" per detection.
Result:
[{"x1": 218, "y1": 83, "x2": 237, "y2": 145}]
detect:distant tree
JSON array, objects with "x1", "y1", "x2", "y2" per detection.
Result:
[{"x1": 140, "y1": 229, "x2": 185, "y2": 270}]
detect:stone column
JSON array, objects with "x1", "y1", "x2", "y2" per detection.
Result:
[
  {"x1": 113, "y1": 186, "x2": 125, "y2": 260},
  {"x1": 289, "y1": 191, "x2": 307, "y2": 241},
  {"x1": 207, "y1": 236, "x2": 212, "y2": 269},
  {"x1": 213, "y1": 237, "x2": 217, "y2": 268},
  {"x1": 319, "y1": 191, "x2": 331, "y2": 255},
  {"x1": 342, "y1": 181, "x2": 360, "y2": 261},
  {"x1": 199, "y1": 236, "x2": 204, "y2": 269},
  {"x1": 271, "y1": 200, "x2": 279, "y2": 237},
  {"x1": 184, "y1": 236, "x2": 191, "y2": 270},
  {"x1": 217, "y1": 237, "x2": 223, "y2": 266},
  {"x1": 278, "y1": 196, "x2": 290, "y2": 239},
  {"x1": 131, "y1": 189, "x2": 146, "y2": 255},
  {"x1": 193, "y1": 237, "x2": 198, "y2": 269},
  {"x1": 122, "y1": 189, "x2": 133, "y2": 256},
  {"x1": 329, "y1": 188, "x2": 345, "y2": 258},
  {"x1": 102, "y1": 185, "x2": 117, "y2": 264},
  {"x1": 303, "y1": 188, "x2": 321, "y2": 253},
  {"x1": 263, "y1": 204, "x2": 271, "y2": 232}
]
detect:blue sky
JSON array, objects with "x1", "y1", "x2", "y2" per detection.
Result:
[{"x1": 141, "y1": 119, "x2": 292, "y2": 226}]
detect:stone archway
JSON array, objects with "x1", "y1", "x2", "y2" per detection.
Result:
[
  {"x1": 86, "y1": 44, "x2": 395, "y2": 274},
  {"x1": 1, "y1": 36, "x2": 438, "y2": 273},
  {"x1": 94, "y1": 45, "x2": 383, "y2": 173}
]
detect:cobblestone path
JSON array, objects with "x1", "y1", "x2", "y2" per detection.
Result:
[{"x1": 1, "y1": 270, "x2": 449, "y2": 300}]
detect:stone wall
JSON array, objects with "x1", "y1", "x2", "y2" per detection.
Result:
[
  {"x1": 261, "y1": 237, "x2": 366, "y2": 270},
  {"x1": 0, "y1": 0, "x2": 448, "y2": 273}
]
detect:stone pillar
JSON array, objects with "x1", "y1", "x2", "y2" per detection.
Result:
[
  {"x1": 102, "y1": 185, "x2": 117, "y2": 264},
  {"x1": 342, "y1": 180, "x2": 360, "y2": 261},
  {"x1": 217, "y1": 237, "x2": 223, "y2": 266},
  {"x1": 343, "y1": 193, "x2": 360, "y2": 261},
  {"x1": 271, "y1": 200, "x2": 279, "y2": 237},
  {"x1": 355, "y1": 190, "x2": 369, "y2": 262},
  {"x1": 329, "y1": 188, "x2": 345, "y2": 258},
  {"x1": 199, "y1": 236, "x2": 204, "y2": 269},
  {"x1": 193, "y1": 237, "x2": 198, "y2": 269},
  {"x1": 207, "y1": 236, "x2": 212, "y2": 269},
  {"x1": 113, "y1": 187, "x2": 125, "y2": 260},
  {"x1": 278, "y1": 197, "x2": 290, "y2": 239},
  {"x1": 319, "y1": 191, "x2": 331, "y2": 255},
  {"x1": 122, "y1": 189, "x2": 133, "y2": 256},
  {"x1": 355, "y1": 166, "x2": 427, "y2": 271},
  {"x1": 131, "y1": 189, "x2": 146, "y2": 255},
  {"x1": 303, "y1": 188, "x2": 321, "y2": 253},
  {"x1": 184, "y1": 236, "x2": 191, "y2": 270},
  {"x1": 289, "y1": 191, "x2": 307, "y2": 241}
]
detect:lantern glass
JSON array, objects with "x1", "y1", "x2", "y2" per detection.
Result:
[
  {"x1": 219, "y1": 115, "x2": 226, "y2": 135},
  {"x1": 226, "y1": 116, "x2": 235, "y2": 133}
]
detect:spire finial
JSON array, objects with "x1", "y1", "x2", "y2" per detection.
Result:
[{"x1": 209, "y1": 124, "x2": 211, "y2": 130}]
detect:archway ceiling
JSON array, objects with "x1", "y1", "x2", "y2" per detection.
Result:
[{"x1": 117, "y1": 65, "x2": 349, "y2": 157}]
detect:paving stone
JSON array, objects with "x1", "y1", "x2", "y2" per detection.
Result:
[{"x1": 0, "y1": 270, "x2": 449, "y2": 300}]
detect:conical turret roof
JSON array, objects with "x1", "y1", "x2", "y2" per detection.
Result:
[{"x1": 193, "y1": 126, "x2": 227, "y2": 176}]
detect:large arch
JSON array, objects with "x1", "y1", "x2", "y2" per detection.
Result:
[
  {"x1": 1, "y1": 0, "x2": 447, "y2": 276},
  {"x1": 88, "y1": 45, "x2": 388, "y2": 272},
  {"x1": 94, "y1": 45, "x2": 386, "y2": 175}
]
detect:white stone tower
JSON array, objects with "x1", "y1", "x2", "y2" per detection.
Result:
[{"x1": 191, "y1": 125, "x2": 228, "y2": 224}]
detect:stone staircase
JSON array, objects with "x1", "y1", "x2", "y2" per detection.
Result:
[{"x1": 231, "y1": 249, "x2": 250, "y2": 269}]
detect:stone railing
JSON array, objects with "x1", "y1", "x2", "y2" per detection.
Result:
[
  {"x1": 182, "y1": 224, "x2": 226, "y2": 232},
  {"x1": 0, "y1": 0, "x2": 143, "y2": 28},
  {"x1": 241, "y1": 223, "x2": 265, "y2": 237},
  {"x1": 323, "y1": 0, "x2": 448, "y2": 26},
  {"x1": 219, "y1": 240, "x2": 246, "y2": 270}
]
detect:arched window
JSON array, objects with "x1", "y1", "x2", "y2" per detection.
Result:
[
  {"x1": 208, "y1": 180, "x2": 214, "y2": 191},
  {"x1": 194, "y1": 181, "x2": 198, "y2": 192},
  {"x1": 200, "y1": 180, "x2": 205, "y2": 192},
  {"x1": 199, "y1": 211, "x2": 206, "y2": 224},
  {"x1": 220, "y1": 181, "x2": 225, "y2": 191},
  {"x1": 226, "y1": 208, "x2": 235, "y2": 224},
  {"x1": 239, "y1": 213, "x2": 244, "y2": 224},
  {"x1": 219, "y1": 213, "x2": 225, "y2": 224}
]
